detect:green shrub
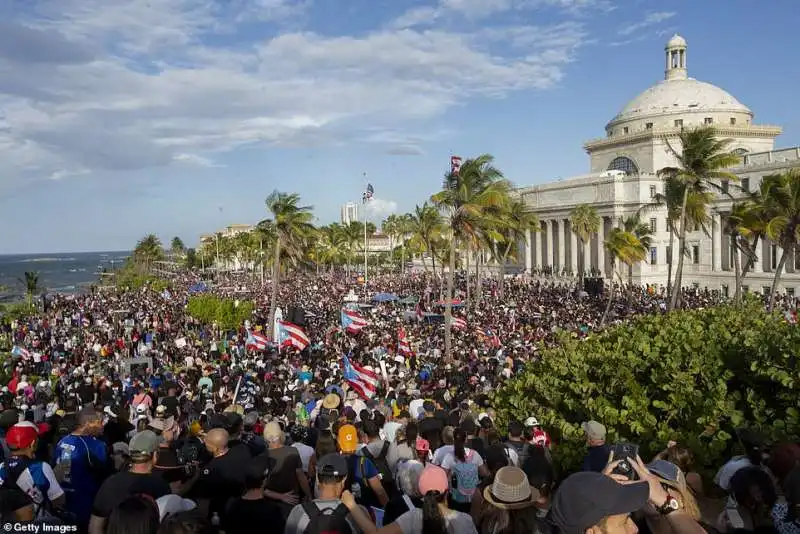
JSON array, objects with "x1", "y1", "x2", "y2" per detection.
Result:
[
  {"x1": 186, "y1": 295, "x2": 254, "y2": 331},
  {"x1": 491, "y1": 300, "x2": 800, "y2": 476}
]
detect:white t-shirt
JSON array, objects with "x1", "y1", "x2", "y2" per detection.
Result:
[
  {"x1": 395, "y1": 507, "x2": 478, "y2": 534},
  {"x1": 714, "y1": 456, "x2": 753, "y2": 491},
  {"x1": 408, "y1": 399, "x2": 425, "y2": 419},
  {"x1": 440, "y1": 448, "x2": 484, "y2": 471},
  {"x1": 292, "y1": 442, "x2": 315, "y2": 473}
]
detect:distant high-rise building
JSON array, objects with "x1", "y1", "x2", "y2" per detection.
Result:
[{"x1": 340, "y1": 202, "x2": 360, "y2": 225}]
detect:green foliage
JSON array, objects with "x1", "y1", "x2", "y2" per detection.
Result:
[
  {"x1": 186, "y1": 295, "x2": 254, "y2": 331},
  {"x1": 113, "y1": 262, "x2": 171, "y2": 292},
  {"x1": 0, "y1": 301, "x2": 35, "y2": 324},
  {"x1": 491, "y1": 300, "x2": 800, "y2": 476}
]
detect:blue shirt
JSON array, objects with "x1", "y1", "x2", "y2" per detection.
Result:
[
  {"x1": 53, "y1": 435, "x2": 108, "y2": 524},
  {"x1": 582, "y1": 444, "x2": 611, "y2": 472}
]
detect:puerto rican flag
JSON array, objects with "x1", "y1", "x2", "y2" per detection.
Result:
[
  {"x1": 415, "y1": 302, "x2": 424, "y2": 321},
  {"x1": 397, "y1": 328, "x2": 414, "y2": 358},
  {"x1": 342, "y1": 354, "x2": 379, "y2": 399},
  {"x1": 341, "y1": 308, "x2": 368, "y2": 334},
  {"x1": 475, "y1": 327, "x2": 501, "y2": 348},
  {"x1": 11, "y1": 346, "x2": 31, "y2": 360},
  {"x1": 81, "y1": 315, "x2": 90, "y2": 328},
  {"x1": 246, "y1": 331, "x2": 270, "y2": 351},
  {"x1": 278, "y1": 320, "x2": 310, "y2": 351},
  {"x1": 449, "y1": 316, "x2": 467, "y2": 331}
]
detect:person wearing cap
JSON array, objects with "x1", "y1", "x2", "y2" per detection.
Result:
[
  {"x1": 89, "y1": 430, "x2": 170, "y2": 534},
  {"x1": 581, "y1": 421, "x2": 610, "y2": 473},
  {"x1": 550, "y1": 455, "x2": 705, "y2": 534},
  {"x1": 285, "y1": 453, "x2": 376, "y2": 534},
  {"x1": 0, "y1": 422, "x2": 66, "y2": 519},
  {"x1": 252, "y1": 421, "x2": 313, "y2": 516},
  {"x1": 241, "y1": 411, "x2": 267, "y2": 456},
  {"x1": 53, "y1": 406, "x2": 110, "y2": 530},
  {"x1": 338, "y1": 423, "x2": 389, "y2": 509},
  {"x1": 377, "y1": 464, "x2": 477, "y2": 534},
  {"x1": 525, "y1": 416, "x2": 553, "y2": 450}
]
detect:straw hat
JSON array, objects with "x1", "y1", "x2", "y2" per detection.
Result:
[{"x1": 483, "y1": 466, "x2": 539, "y2": 510}]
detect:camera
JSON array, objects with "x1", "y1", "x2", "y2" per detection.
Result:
[{"x1": 611, "y1": 442, "x2": 639, "y2": 480}]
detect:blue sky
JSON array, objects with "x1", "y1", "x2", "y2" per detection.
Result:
[{"x1": 1, "y1": 0, "x2": 798, "y2": 254}]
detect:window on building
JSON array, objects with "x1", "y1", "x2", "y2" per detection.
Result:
[
  {"x1": 741, "y1": 178, "x2": 750, "y2": 192},
  {"x1": 730, "y1": 117, "x2": 737, "y2": 126},
  {"x1": 692, "y1": 282, "x2": 700, "y2": 289},
  {"x1": 607, "y1": 156, "x2": 639, "y2": 175},
  {"x1": 666, "y1": 245, "x2": 672, "y2": 264},
  {"x1": 721, "y1": 180, "x2": 729, "y2": 193},
  {"x1": 650, "y1": 247, "x2": 657, "y2": 265},
  {"x1": 771, "y1": 244, "x2": 778, "y2": 270},
  {"x1": 787, "y1": 287, "x2": 795, "y2": 297},
  {"x1": 763, "y1": 286, "x2": 772, "y2": 296},
  {"x1": 650, "y1": 218, "x2": 657, "y2": 232},
  {"x1": 795, "y1": 252, "x2": 800, "y2": 271},
  {"x1": 722, "y1": 285, "x2": 729, "y2": 298},
  {"x1": 674, "y1": 119, "x2": 683, "y2": 128},
  {"x1": 733, "y1": 148, "x2": 749, "y2": 156},
  {"x1": 742, "y1": 285, "x2": 749, "y2": 294},
  {"x1": 649, "y1": 185, "x2": 657, "y2": 198},
  {"x1": 704, "y1": 117, "x2": 713, "y2": 125},
  {"x1": 692, "y1": 245, "x2": 700, "y2": 264},
  {"x1": 646, "y1": 122, "x2": 653, "y2": 130},
  {"x1": 623, "y1": 127, "x2": 629, "y2": 134}
]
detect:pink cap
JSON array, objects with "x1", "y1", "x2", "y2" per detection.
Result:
[
  {"x1": 415, "y1": 436, "x2": 430, "y2": 452},
  {"x1": 418, "y1": 464, "x2": 448, "y2": 495}
]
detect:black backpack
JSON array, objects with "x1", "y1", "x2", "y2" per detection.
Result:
[
  {"x1": 302, "y1": 502, "x2": 353, "y2": 534},
  {"x1": 362, "y1": 443, "x2": 398, "y2": 497}
]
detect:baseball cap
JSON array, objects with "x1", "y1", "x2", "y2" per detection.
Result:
[
  {"x1": 263, "y1": 422, "x2": 284, "y2": 443},
  {"x1": 148, "y1": 416, "x2": 176, "y2": 434},
  {"x1": 317, "y1": 453, "x2": 348, "y2": 478},
  {"x1": 156, "y1": 495, "x2": 197, "y2": 520},
  {"x1": 243, "y1": 411, "x2": 259, "y2": 428},
  {"x1": 5, "y1": 422, "x2": 41, "y2": 450},
  {"x1": 550, "y1": 472, "x2": 649, "y2": 534},
  {"x1": 582, "y1": 420, "x2": 606, "y2": 441},
  {"x1": 337, "y1": 424, "x2": 359, "y2": 453},
  {"x1": 129, "y1": 430, "x2": 160, "y2": 457},
  {"x1": 418, "y1": 464, "x2": 449, "y2": 495},
  {"x1": 524, "y1": 416, "x2": 540, "y2": 427}
]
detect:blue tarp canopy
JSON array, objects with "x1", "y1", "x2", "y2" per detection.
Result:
[
  {"x1": 372, "y1": 292, "x2": 399, "y2": 302},
  {"x1": 188, "y1": 281, "x2": 209, "y2": 294}
]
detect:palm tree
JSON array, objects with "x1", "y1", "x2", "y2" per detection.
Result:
[
  {"x1": 569, "y1": 204, "x2": 601, "y2": 289},
  {"x1": 132, "y1": 234, "x2": 164, "y2": 273},
  {"x1": 495, "y1": 198, "x2": 539, "y2": 299},
  {"x1": 382, "y1": 215, "x2": 399, "y2": 272},
  {"x1": 758, "y1": 170, "x2": 800, "y2": 311},
  {"x1": 170, "y1": 237, "x2": 185, "y2": 257},
  {"x1": 18, "y1": 271, "x2": 41, "y2": 308},
  {"x1": 398, "y1": 213, "x2": 413, "y2": 273},
  {"x1": 620, "y1": 214, "x2": 654, "y2": 292},
  {"x1": 408, "y1": 203, "x2": 443, "y2": 274},
  {"x1": 601, "y1": 228, "x2": 647, "y2": 326},
  {"x1": 659, "y1": 126, "x2": 740, "y2": 310},
  {"x1": 431, "y1": 154, "x2": 511, "y2": 360},
  {"x1": 264, "y1": 191, "x2": 316, "y2": 330}
]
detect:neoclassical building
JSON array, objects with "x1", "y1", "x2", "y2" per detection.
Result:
[{"x1": 517, "y1": 34, "x2": 800, "y2": 296}]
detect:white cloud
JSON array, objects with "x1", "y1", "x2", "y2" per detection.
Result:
[
  {"x1": 366, "y1": 197, "x2": 399, "y2": 218},
  {"x1": 0, "y1": 0, "x2": 588, "y2": 184},
  {"x1": 617, "y1": 11, "x2": 676, "y2": 36}
]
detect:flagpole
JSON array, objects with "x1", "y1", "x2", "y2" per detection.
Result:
[{"x1": 363, "y1": 173, "x2": 368, "y2": 298}]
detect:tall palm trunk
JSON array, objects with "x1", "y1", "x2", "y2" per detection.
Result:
[
  {"x1": 268, "y1": 237, "x2": 283, "y2": 336},
  {"x1": 401, "y1": 243, "x2": 406, "y2": 274},
  {"x1": 768, "y1": 246, "x2": 790, "y2": 312},
  {"x1": 670, "y1": 187, "x2": 691, "y2": 310},
  {"x1": 474, "y1": 252, "x2": 481, "y2": 305},
  {"x1": 733, "y1": 238, "x2": 742, "y2": 303},
  {"x1": 465, "y1": 251, "x2": 471, "y2": 306},
  {"x1": 445, "y1": 237, "x2": 455, "y2": 361},
  {"x1": 666, "y1": 227, "x2": 674, "y2": 295},
  {"x1": 601, "y1": 269, "x2": 616, "y2": 326},
  {"x1": 577, "y1": 239, "x2": 585, "y2": 291}
]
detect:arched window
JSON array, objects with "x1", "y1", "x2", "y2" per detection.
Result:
[
  {"x1": 607, "y1": 156, "x2": 639, "y2": 175},
  {"x1": 732, "y1": 148, "x2": 749, "y2": 155}
]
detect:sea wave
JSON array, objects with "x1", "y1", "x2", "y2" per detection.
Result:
[{"x1": 19, "y1": 257, "x2": 76, "y2": 263}]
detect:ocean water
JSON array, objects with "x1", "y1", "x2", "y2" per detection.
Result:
[{"x1": 0, "y1": 251, "x2": 129, "y2": 301}]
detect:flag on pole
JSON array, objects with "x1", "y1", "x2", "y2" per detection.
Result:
[
  {"x1": 397, "y1": 328, "x2": 414, "y2": 359},
  {"x1": 449, "y1": 316, "x2": 467, "y2": 331},
  {"x1": 475, "y1": 326, "x2": 501, "y2": 348},
  {"x1": 342, "y1": 354, "x2": 379, "y2": 399},
  {"x1": 246, "y1": 331, "x2": 270, "y2": 351},
  {"x1": 415, "y1": 302, "x2": 424, "y2": 321},
  {"x1": 341, "y1": 308, "x2": 368, "y2": 334},
  {"x1": 450, "y1": 155, "x2": 463, "y2": 175},
  {"x1": 278, "y1": 320, "x2": 310, "y2": 350},
  {"x1": 11, "y1": 346, "x2": 31, "y2": 360},
  {"x1": 362, "y1": 183, "x2": 374, "y2": 203}
]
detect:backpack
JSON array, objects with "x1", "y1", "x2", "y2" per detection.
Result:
[
  {"x1": 302, "y1": 502, "x2": 353, "y2": 534},
  {"x1": 449, "y1": 451, "x2": 479, "y2": 503},
  {"x1": 362, "y1": 443, "x2": 398, "y2": 497},
  {"x1": 345, "y1": 455, "x2": 380, "y2": 509}
]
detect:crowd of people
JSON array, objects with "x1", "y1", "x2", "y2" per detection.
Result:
[{"x1": 0, "y1": 269, "x2": 798, "y2": 534}]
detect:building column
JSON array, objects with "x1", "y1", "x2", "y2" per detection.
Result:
[
  {"x1": 712, "y1": 213, "x2": 722, "y2": 272},
  {"x1": 570, "y1": 223, "x2": 579, "y2": 274},
  {"x1": 752, "y1": 240, "x2": 763, "y2": 273},
  {"x1": 545, "y1": 220, "x2": 553, "y2": 269},
  {"x1": 597, "y1": 218, "x2": 606, "y2": 278},
  {"x1": 583, "y1": 238, "x2": 591, "y2": 279},
  {"x1": 556, "y1": 220, "x2": 565, "y2": 272},
  {"x1": 524, "y1": 229, "x2": 532, "y2": 273},
  {"x1": 533, "y1": 227, "x2": 542, "y2": 269}
]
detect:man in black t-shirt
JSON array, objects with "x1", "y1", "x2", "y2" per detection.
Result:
[
  {"x1": 418, "y1": 401, "x2": 443, "y2": 451},
  {"x1": 190, "y1": 428, "x2": 250, "y2": 520},
  {"x1": 89, "y1": 430, "x2": 170, "y2": 534}
]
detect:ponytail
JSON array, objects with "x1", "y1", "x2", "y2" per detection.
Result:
[
  {"x1": 453, "y1": 428, "x2": 466, "y2": 463},
  {"x1": 421, "y1": 491, "x2": 447, "y2": 534}
]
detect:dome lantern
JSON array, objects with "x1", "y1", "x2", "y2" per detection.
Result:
[{"x1": 665, "y1": 34, "x2": 687, "y2": 81}]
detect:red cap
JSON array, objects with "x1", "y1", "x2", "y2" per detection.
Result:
[{"x1": 6, "y1": 422, "x2": 41, "y2": 450}]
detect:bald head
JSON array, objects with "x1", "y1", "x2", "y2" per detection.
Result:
[{"x1": 204, "y1": 428, "x2": 229, "y2": 457}]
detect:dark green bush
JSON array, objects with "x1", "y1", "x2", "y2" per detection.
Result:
[
  {"x1": 186, "y1": 295, "x2": 254, "y2": 331},
  {"x1": 491, "y1": 300, "x2": 800, "y2": 476}
]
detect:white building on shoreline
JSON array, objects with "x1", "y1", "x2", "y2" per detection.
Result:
[{"x1": 518, "y1": 34, "x2": 800, "y2": 296}]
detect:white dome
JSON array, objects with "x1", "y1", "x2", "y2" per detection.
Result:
[
  {"x1": 666, "y1": 34, "x2": 686, "y2": 48},
  {"x1": 609, "y1": 78, "x2": 752, "y2": 125}
]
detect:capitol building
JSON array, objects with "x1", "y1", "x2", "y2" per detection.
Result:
[{"x1": 518, "y1": 34, "x2": 800, "y2": 296}]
